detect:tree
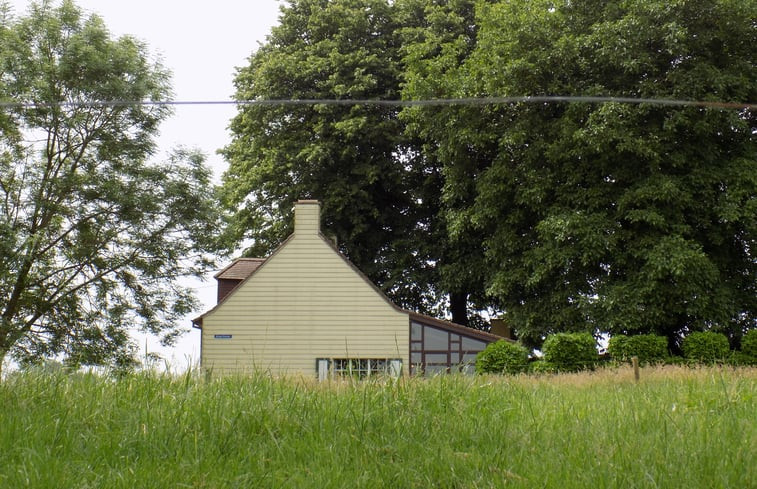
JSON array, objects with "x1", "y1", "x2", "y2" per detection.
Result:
[
  {"x1": 0, "y1": 1, "x2": 224, "y2": 373},
  {"x1": 223, "y1": 0, "x2": 503, "y2": 327},
  {"x1": 402, "y1": 0, "x2": 756, "y2": 349},
  {"x1": 397, "y1": 0, "x2": 499, "y2": 326},
  {"x1": 222, "y1": 0, "x2": 448, "y2": 317}
]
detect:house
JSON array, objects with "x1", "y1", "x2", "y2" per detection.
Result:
[{"x1": 192, "y1": 200, "x2": 503, "y2": 378}]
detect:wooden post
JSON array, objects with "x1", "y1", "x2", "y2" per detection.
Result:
[{"x1": 632, "y1": 356, "x2": 640, "y2": 382}]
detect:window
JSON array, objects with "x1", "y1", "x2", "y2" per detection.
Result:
[
  {"x1": 316, "y1": 358, "x2": 329, "y2": 382},
  {"x1": 424, "y1": 326, "x2": 449, "y2": 350},
  {"x1": 409, "y1": 319, "x2": 494, "y2": 376},
  {"x1": 462, "y1": 337, "x2": 486, "y2": 352},
  {"x1": 319, "y1": 358, "x2": 402, "y2": 380}
]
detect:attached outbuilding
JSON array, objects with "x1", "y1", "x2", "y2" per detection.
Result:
[{"x1": 192, "y1": 200, "x2": 502, "y2": 378}]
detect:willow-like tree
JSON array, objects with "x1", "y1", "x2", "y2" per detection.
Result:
[
  {"x1": 0, "y1": 1, "x2": 224, "y2": 373},
  {"x1": 402, "y1": 0, "x2": 756, "y2": 349}
]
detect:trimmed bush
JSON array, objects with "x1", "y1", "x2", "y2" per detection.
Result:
[
  {"x1": 608, "y1": 334, "x2": 668, "y2": 366},
  {"x1": 542, "y1": 333, "x2": 598, "y2": 372},
  {"x1": 476, "y1": 340, "x2": 530, "y2": 374},
  {"x1": 664, "y1": 355, "x2": 687, "y2": 366},
  {"x1": 727, "y1": 351, "x2": 757, "y2": 367},
  {"x1": 741, "y1": 330, "x2": 757, "y2": 360},
  {"x1": 682, "y1": 331, "x2": 730, "y2": 364},
  {"x1": 528, "y1": 359, "x2": 556, "y2": 374}
]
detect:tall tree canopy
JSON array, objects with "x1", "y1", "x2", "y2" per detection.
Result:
[
  {"x1": 223, "y1": 0, "x2": 498, "y2": 326},
  {"x1": 0, "y1": 1, "x2": 223, "y2": 372},
  {"x1": 224, "y1": 0, "x2": 755, "y2": 347},
  {"x1": 402, "y1": 0, "x2": 756, "y2": 349},
  {"x1": 222, "y1": 0, "x2": 450, "y2": 317},
  {"x1": 398, "y1": 0, "x2": 497, "y2": 326}
]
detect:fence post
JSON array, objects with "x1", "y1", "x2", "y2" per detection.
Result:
[{"x1": 631, "y1": 356, "x2": 640, "y2": 382}]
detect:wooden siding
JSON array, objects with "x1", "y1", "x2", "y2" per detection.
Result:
[{"x1": 201, "y1": 203, "x2": 409, "y2": 375}]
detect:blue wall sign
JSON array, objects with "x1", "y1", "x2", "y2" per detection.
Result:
[{"x1": 214, "y1": 334, "x2": 233, "y2": 339}]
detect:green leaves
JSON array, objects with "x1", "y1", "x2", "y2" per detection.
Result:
[
  {"x1": 682, "y1": 331, "x2": 731, "y2": 363},
  {"x1": 222, "y1": 0, "x2": 451, "y2": 315},
  {"x1": 401, "y1": 0, "x2": 756, "y2": 347},
  {"x1": 475, "y1": 339, "x2": 530, "y2": 374},
  {"x1": 220, "y1": 0, "x2": 754, "y2": 344},
  {"x1": 542, "y1": 332, "x2": 599, "y2": 372},
  {"x1": 0, "y1": 2, "x2": 224, "y2": 371}
]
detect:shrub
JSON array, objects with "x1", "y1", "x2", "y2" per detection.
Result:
[
  {"x1": 682, "y1": 331, "x2": 730, "y2": 364},
  {"x1": 476, "y1": 340, "x2": 530, "y2": 375},
  {"x1": 664, "y1": 355, "x2": 687, "y2": 366},
  {"x1": 608, "y1": 334, "x2": 668, "y2": 366},
  {"x1": 528, "y1": 359, "x2": 556, "y2": 375},
  {"x1": 542, "y1": 333, "x2": 598, "y2": 372},
  {"x1": 741, "y1": 330, "x2": 757, "y2": 360},
  {"x1": 727, "y1": 351, "x2": 757, "y2": 367}
]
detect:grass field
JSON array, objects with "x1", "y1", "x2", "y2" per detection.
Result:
[{"x1": 1, "y1": 366, "x2": 755, "y2": 488}]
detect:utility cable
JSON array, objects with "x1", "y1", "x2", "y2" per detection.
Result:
[{"x1": 0, "y1": 96, "x2": 754, "y2": 110}]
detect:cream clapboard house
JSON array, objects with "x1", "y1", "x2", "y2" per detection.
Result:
[{"x1": 192, "y1": 200, "x2": 502, "y2": 378}]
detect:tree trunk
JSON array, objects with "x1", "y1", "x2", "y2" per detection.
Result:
[
  {"x1": 667, "y1": 333, "x2": 684, "y2": 357},
  {"x1": 450, "y1": 291, "x2": 469, "y2": 326}
]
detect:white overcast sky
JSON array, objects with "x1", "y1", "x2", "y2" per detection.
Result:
[{"x1": 8, "y1": 0, "x2": 284, "y2": 369}]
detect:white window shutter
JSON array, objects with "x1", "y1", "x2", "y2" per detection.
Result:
[
  {"x1": 389, "y1": 359, "x2": 402, "y2": 378},
  {"x1": 316, "y1": 358, "x2": 330, "y2": 382}
]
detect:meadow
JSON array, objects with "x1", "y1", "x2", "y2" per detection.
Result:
[{"x1": 1, "y1": 366, "x2": 754, "y2": 488}]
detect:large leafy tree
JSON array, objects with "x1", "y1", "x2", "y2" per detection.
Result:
[
  {"x1": 223, "y1": 0, "x2": 502, "y2": 326},
  {"x1": 222, "y1": 0, "x2": 449, "y2": 316},
  {"x1": 403, "y1": 0, "x2": 756, "y2": 349},
  {"x1": 397, "y1": 0, "x2": 498, "y2": 326},
  {"x1": 0, "y1": 1, "x2": 223, "y2": 373}
]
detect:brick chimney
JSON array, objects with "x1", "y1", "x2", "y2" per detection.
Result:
[{"x1": 490, "y1": 318, "x2": 513, "y2": 340}]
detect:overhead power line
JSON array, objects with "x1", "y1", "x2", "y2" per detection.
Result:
[{"x1": 0, "y1": 96, "x2": 754, "y2": 110}]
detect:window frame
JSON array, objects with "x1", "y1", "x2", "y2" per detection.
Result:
[
  {"x1": 409, "y1": 319, "x2": 493, "y2": 376},
  {"x1": 316, "y1": 357, "x2": 402, "y2": 380}
]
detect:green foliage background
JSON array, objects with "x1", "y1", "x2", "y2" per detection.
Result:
[
  {"x1": 224, "y1": 0, "x2": 755, "y2": 346},
  {"x1": 0, "y1": 1, "x2": 224, "y2": 371},
  {"x1": 401, "y1": 0, "x2": 756, "y2": 348}
]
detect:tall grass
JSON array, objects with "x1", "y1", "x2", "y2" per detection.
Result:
[{"x1": 1, "y1": 366, "x2": 754, "y2": 488}]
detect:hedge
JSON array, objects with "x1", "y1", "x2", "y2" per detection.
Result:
[
  {"x1": 476, "y1": 340, "x2": 530, "y2": 375},
  {"x1": 682, "y1": 331, "x2": 730, "y2": 363},
  {"x1": 608, "y1": 334, "x2": 668, "y2": 366},
  {"x1": 741, "y1": 330, "x2": 757, "y2": 360},
  {"x1": 542, "y1": 333, "x2": 598, "y2": 372}
]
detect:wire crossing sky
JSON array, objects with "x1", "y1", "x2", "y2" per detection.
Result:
[{"x1": 1, "y1": 96, "x2": 754, "y2": 110}]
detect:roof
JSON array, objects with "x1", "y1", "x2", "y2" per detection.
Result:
[
  {"x1": 407, "y1": 312, "x2": 506, "y2": 343},
  {"x1": 193, "y1": 235, "x2": 295, "y2": 327},
  {"x1": 213, "y1": 258, "x2": 265, "y2": 280}
]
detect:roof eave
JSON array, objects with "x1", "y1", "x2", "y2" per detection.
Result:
[{"x1": 191, "y1": 234, "x2": 296, "y2": 325}]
